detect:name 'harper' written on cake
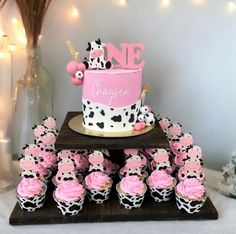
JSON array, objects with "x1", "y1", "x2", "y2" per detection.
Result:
[{"x1": 92, "y1": 79, "x2": 130, "y2": 106}]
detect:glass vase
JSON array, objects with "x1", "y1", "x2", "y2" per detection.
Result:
[{"x1": 12, "y1": 45, "x2": 53, "y2": 159}]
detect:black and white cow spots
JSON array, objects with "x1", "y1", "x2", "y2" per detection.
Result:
[
  {"x1": 54, "y1": 195, "x2": 85, "y2": 216},
  {"x1": 82, "y1": 99, "x2": 141, "y2": 132},
  {"x1": 111, "y1": 115, "x2": 122, "y2": 122},
  {"x1": 129, "y1": 114, "x2": 135, "y2": 123},
  {"x1": 17, "y1": 193, "x2": 46, "y2": 212},
  {"x1": 117, "y1": 192, "x2": 145, "y2": 209},
  {"x1": 86, "y1": 186, "x2": 112, "y2": 204},
  {"x1": 175, "y1": 192, "x2": 207, "y2": 214},
  {"x1": 149, "y1": 187, "x2": 174, "y2": 202}
]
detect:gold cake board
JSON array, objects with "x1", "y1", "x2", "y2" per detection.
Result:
[{"x1": 68, "y1": 114, "x2": 155, "y2": 138}]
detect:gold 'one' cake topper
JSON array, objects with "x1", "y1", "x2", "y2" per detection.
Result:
[{"x1": 66, "y1": 40, "x2": 80, "y2": 61}]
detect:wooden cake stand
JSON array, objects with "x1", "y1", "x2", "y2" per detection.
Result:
[{"x1": 9, "y1": 112, "x2": 218, "y2": 225}]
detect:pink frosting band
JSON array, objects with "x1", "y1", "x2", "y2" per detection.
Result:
[
  {"x1": 55, "y1": 180, "x2": 85, "y2": 202},
  {"x1": 85, "y1": 171, "x2": 112, "y2": 190},
  {"x1": 120, "y1": 175, "x2": 145, "y2": 196},
  {"x1": 147, "y1": 170, "x2": 174, "y2": 189},
  {"x1": 82, "y1": 68, "x2": 142, "y2": 108},
  {"x1": 176, "y1": 178, "x2": 205, "y2": 200},
  {"x1": 17, "y1": 178, "x2": 46, "y2": 198}
]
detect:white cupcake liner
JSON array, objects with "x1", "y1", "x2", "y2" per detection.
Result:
[
  {"x1": 116, "y1": 184, "x2": 147, "y2": 209},
  {"x1": 17, "y1": 191, "x2": 46, "y2": 212},
  {"x1": 53, "y1": 192, "x2": 85, "y2": 216},
  {"x1": 85, "y1": 184, "x2": 112, "y2": 204},
  {"x1": 175, "y1": 191, "x2": 207, "y2": 214}
]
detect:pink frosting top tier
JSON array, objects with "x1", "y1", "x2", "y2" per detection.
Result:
[
  {"x1": 176, "y1": 178, "x2": 205, "y2": 200},
  {"x1": 55, "y1": 180, "x2": 85, "y2": 202},
  {"x1": 120, "y1": 175, "x2": 145, "y2": 196},
  {"x1": 82, "y1": 68, "x2": 142, "y2": 108},
  {"x1": 85, "y1": 171, "x2": 112, "y2": 190},
  {"x1": 17, "y1": 178, "x2": 46, "y2": 198},
  {"x1": 147, "y1": 170, "x2": 175, "y2": 189}
]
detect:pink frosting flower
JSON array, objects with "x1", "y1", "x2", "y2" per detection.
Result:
[
  {"x1": 147, "y1": 170, "x2": 174, "y2": 189},
  {"x1": 40, "y1": 151, "x2": 57, "y2": 169},
  {"x1": 35, "y1": 164, "x2": 50, "y2": 178},
  {"x1": 55, "y1": 180, "x2": 85, "y2": 202},
  {"x1": 74, "y1": 154, "x2": 89, "y2": 171},
  {"x1": 103, "y1": 159, "x2": 119, "y2": 175},
  {"x1": 120, "y1": 175, "x2": 145, "y2": 196},
  {"x1": 17, "y1": 178, "x2": 46, "y2": 198},
  {"x1": 176, "y1": 178, "x2": 205, "y2": 200},
  {"x1": 85, "y1": 172, "x2": 112, "y2": 190}
]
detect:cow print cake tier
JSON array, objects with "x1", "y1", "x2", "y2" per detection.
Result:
[{"x1": 66, "y1": 39, "x2": 156, "y2": 134}]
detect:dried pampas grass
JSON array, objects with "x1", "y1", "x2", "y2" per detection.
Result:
[
  {"x1": 15, "y1": 0, "x2": 52, "y2": 46},
  {"x1": 0, "y1": 0, "x2": 7, "y2": 9}
]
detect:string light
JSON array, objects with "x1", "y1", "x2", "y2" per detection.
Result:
[
  {"x1": 160, "y1": 0, "x2": 171, "y2": 9},
  {"x1": 0, "y1": 51, "x2": 4, "y2": 59},
  {"x1": 0, "y1": 28, "x2": 4, "y2": 37},
  {"x1": 18, "y1": 32, "x2": 27, "y2": 45},
  {"x1": 192, "y1": 0, "x2": 205, "y2": 6},
  {"x1": 228, "y1": 1, "x2": 236, "y2": 12},
  {"x1": 116, "y1": 0, "x2": 127, "y2": 7},
  {"x1": 11, "y1": 18, "x2": 18, "y2": 25},
  {"x1": 8, "y1": 44, "x2": 16, "y2": 53},
  {"x1": 38, "y1": 34, "x2": 42, "y2": 40},
  {"x1": 70, "y1": 6, "x2": 79, "y2": 18}
]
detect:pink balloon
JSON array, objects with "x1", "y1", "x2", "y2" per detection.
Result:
[
  {"x1": 71, "y1": 77, "x2": 83, "y2": 86},
  {"x1": 66, "y1": 60, "x2": 80, "y2": 75},
  {"x1": 77, "y1": 63, "x2": 86, "y2": 72}
]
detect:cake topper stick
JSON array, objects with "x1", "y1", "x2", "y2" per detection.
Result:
[
  {"x1": 66, "y1": 40, "x2": 80, "y2": 61},
  {"x1": 141, "y1": 84, "x2": 150, "y2": 105}
]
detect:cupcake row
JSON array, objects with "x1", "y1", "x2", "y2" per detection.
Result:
[{"x1": 17, "y1": 117, "x2": 58, "y2": 212}]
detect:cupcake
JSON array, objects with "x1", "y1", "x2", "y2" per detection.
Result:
[
  {"x1": 116, "y1": 175, "x2": 147, "y2": 209},
  {"x1": 73, "y1": 153, "x2": 89, "y2": 174},
  {"x1": 84, "y1": 171, "x2": 112, "y2": 204},
  {"x1": 39, "y1": 150, "x2": 57, "y2": 172},
  {"x1": 35, "y1": 164, "x2": 52, "y2": 184},
  {"x1": 147, "y1": 170, "x2": 176, "y2": 202},
  {"x1": 16, "y1": 178, "x2": 47, "y2": 212},
  {"x1": 53, "y1": 180, "x2": 86, "y2": 216},
  {"x1": 103, "y1": 158, "x2": 119, "y2": 179},
  {"x1": 175, "y1": 178, "x2": 207, "y2": 214}
]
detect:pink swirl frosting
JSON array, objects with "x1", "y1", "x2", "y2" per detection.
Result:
[
  {"x1": 120, "y1": 175, "x2": 145, "y2": 196},
  {"x1": 17, "y1": 178, "x2": 46, "y2": 197},
  {"x1": 55, "y1": 180, "x2": 85, "y2": 202},
  {"x1": 85, "y1": 172, "x2": 112, "y2": 190},
  {"x1": 35, "y1": 164, "x2": 50, "y2": 178},
  {"x1": 147, "y1": 170, "x2": 174, "y2": 189},
  {"x1": 103, "y1": 159, "x2": 118, "y2": 175},
  {"x1": 74, "y1": 154, "x2": 89, "y2": 171},
  {"x1": 40, "y1": 151, "x2": 57, "y2": 169},
  {"x1": 176, "y1": 178, "x2": 205, "y2": 200}
]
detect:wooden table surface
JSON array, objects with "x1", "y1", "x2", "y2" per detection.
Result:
[{"x1": 55, "y1": 112, "x2": 169, "y2": 150}]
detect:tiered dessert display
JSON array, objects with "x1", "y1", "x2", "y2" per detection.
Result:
[{"x1": 10, "y1": 40, "x2": 217, "y2": 225}]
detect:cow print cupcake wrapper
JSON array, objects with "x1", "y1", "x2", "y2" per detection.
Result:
[
  {"x1": 117, "y1": 192, "x2": 145, "y2": 209},
  {"x1": 149, "y1": 186, "x2": 174, "y2": 202},
  {"x1": 86, "y1": 185, "x2": 112, "y2": 204},
  {"x1": 17, "y1": 193, "x2": 46, "y2": 212},
  {"x1": 54, "y1": 195, "x2": 85, "y2": 216},
  {"x1": 175, "y1": 192, "x2": 207, "y2": 214}
]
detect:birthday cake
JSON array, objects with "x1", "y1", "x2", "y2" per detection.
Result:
[{"x1": 66, "y1": 39, "x2": 155, "y2": 133}]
